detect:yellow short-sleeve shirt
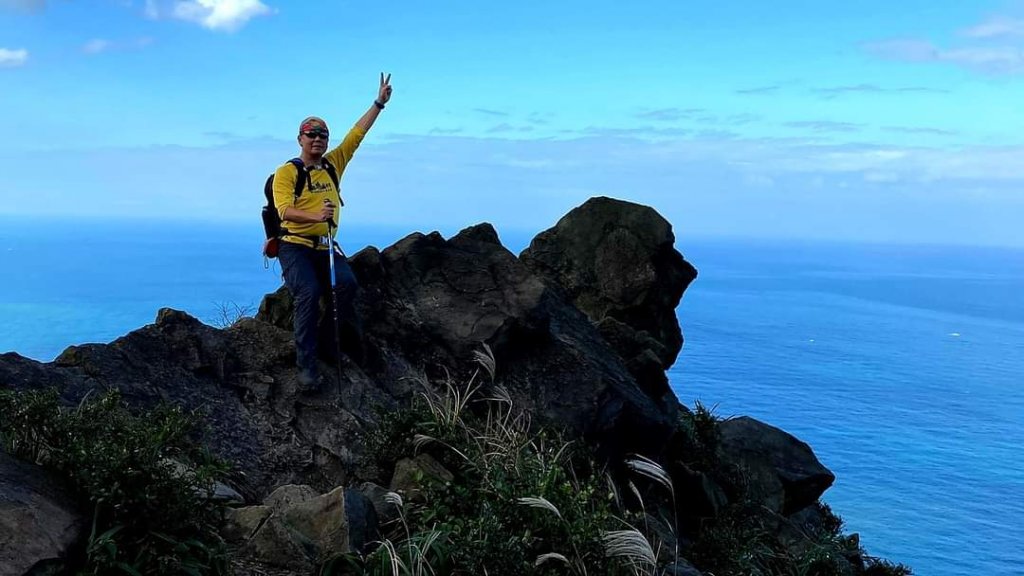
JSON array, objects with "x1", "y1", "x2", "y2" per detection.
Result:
[{"x1": 273, "y1": 125, "x2": 366, "y2": 249}]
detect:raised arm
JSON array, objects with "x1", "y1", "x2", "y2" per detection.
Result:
[{"x1": 355, "y1": 73, "x2": 393, "y2": 133}]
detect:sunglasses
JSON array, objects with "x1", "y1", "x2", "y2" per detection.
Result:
[{"x1": 302, "y1": 130, "x2": 329, "y2": 140}]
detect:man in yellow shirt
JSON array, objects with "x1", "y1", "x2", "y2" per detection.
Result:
[{"x1": 274, "y1": 73, "x2": 393, "y2": 389}]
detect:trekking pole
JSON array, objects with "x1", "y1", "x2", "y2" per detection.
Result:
[{"x1": 325, "y1": 213, "x2": 345, "y2": 386}]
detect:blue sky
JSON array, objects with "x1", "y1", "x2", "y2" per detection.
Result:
[{"x1": 2, "y1": 0, "x2": 1024, "y2": 246}]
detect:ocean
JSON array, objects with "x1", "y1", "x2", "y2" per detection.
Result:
[{"x1": 1, "y1": 219, "x2": 1022, "y2": 575}]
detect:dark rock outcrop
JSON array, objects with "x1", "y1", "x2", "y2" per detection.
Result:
[
  {"x1": 0, "y1": 452, "x2": 85, "y2": 576},
  {"x1": 260, "y1": 220, "x2": 683, "y2": 462},
  {"x1": 718, "y1": 416, "x2": 836, "y2": 515},
  {"x1": 520, "y1": 196, "x2": 698, "y2": 400},
  {"x1": 1, "y1": 216, "x2": 683, "y2": 498},
  {"x1": 0, "y1": 197, "x2": 846, "y2": 574},
  {"x1": 32, "y1": 309, "x2": 391, "y2": 499}
]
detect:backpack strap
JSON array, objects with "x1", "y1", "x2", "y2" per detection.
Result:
[
  {"x1": 323, "y1": 159, "x2": 343, "y2": 206},
  {"x1": 287, "y1": 158, "x2": 306, "y2": 199},
  {"x1": 279, "y1": 159, "x2": 308, "y2": 240},
  {"x1": 265, "y1": 158, "x2": 307, "y2": 209},
  {"x1": 286, "y1": 158, "x2": 339, "y2": 201},
  {"x1": 322, "y1": 160, "x2": 339, "y2": 190}
]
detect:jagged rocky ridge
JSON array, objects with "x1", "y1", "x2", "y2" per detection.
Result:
[{"x1": 2, "y1": 197, "x2": 849, "y2": 575}]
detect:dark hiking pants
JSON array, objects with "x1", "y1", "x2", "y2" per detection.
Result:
[{"x1": 278, "y1": 241, "x2": 361, "y2": 373}]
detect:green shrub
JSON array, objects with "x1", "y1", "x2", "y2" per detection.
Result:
[
  {"x1": 0, "y1": 388, "x2": 231, "y2": 575},
  {"x1": 339, "y1": 349, "x2": 912, "y2": 576},
  {"x1": 688, "y1": 499, "x2": 914, "y2": 576},
  {"x1": 863, "y1": 557, "x2": 914, "y2": 575},
  {"x1": 675, "y1": 400, "x2": 722, "y2": 473},
  {"x1": 816, "y1": 502, "x2": 846, "y2": 537},
  {"x1": 337, "y1": 349, "x2": 677, "y2": 575},
  {"x1": 408, "y1": 379, "x2": 631, "y2": 574},
  {"x1": 362, "y1": 396, "x2": 434, "y2": 485},
  {"x1": 688, "y1": 501, "x2": 775, "y2": 575}
]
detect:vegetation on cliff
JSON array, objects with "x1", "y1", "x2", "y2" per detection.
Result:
[
  {"x1": 0, "y1": 368, "x2": 911, "y2": 576},
  {"x1": 329, "y1": 352, "x2": 913, "y2": 576},
  {"x1": 0, "y1": 388, "x2": 231, "y2": 575}
]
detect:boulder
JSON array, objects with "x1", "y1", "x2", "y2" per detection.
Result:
[
  {"x1": 228, "y1": 485, "x2": 350, "y2": 570},
  {"x1": 244, "y1": 513, "x2": 314, "y2": 571},
  {"x1": 222, "y1": 505, "x2": 272, "y2": 545},
  {"x1": 0, "y1": 451, "x2": 85, "y2": 576},
  {"x1": 520, "y1": 196, "x2": 697, "y2": 397},
  {"x1": 357, "y1": 482, "x2": 401, "y2": 528},
  {"x1": 264, "y1": 484, "x2": 319, "y2": 512},
  {"x1": 281, "y1": 486, "x2": 349, "y2": 562},
  {"x1": 671, "y1": 462, "x2": 729, "y2": 520},
  {"x1": 717, "y1": 417, "x2": 835, "y2": 515},
  {"x1": 389, "y1": 454, "x2": 454, "y2": 501}
]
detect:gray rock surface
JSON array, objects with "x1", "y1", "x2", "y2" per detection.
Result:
[
  {"x1": 227, "y1": 485, "x2": 350, "y2": 570},
  {"x1": 520, "y1": 196, "x2": 697, "y2": 399},
  {"x1": 281, "y1": 486, "x2": 349, "y2": 562},
  {"x1": 0, "y1": 452, "x2": 85, "y2": 576}
]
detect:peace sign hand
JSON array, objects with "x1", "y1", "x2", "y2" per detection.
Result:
[{"x1": 378, "y1": 73, "x2": 393, "y2": 105}]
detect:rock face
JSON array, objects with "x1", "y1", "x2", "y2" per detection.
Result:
[
  {"x1": 224, "y1": 484, "x2": 352, "y2": 571},
  {"x1": 31, "y1": 309, "x2": 391, "y2": 499},
  {"x1": 521, "y1": 197, "x2": 697, "y2": 400},
  {"x1": 0, "y1": 200, "x2": 698, "y2": 498},
  {"x1": 718, "y1": 416, "x2": 836, "y2": 515},
  {"x1": 0, "y1": 452, "x2": 85, "y2": 576},
  {"x1": 260, "y1": 220, "x2": 683, "y2": 461},
  {"x1": 0, "y1": 196, "x2": 840, "y2": 574}
]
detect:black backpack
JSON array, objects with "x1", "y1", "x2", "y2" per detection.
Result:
[{"x1": 261, "y1": 158, "x2": 339, "y2": 258}]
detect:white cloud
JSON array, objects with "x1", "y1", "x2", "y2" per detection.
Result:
[
  {"x1": 743, "y1": 173, "x2": 775, "y2": 188},
  {"x1": 751, "y1": 141, "x2": 1024, "y2": 183},
  {"x1": 863, "y1": 172, "x2": 901, "y2": 183},
  {"x1": 961, "y1": 16, "x2": 1024, "y2": 39},
  {"x1": 166, "y1": 0, "x2": 271, "y2": 32},
  {"x1": 3, "y1": 132, "x2": 1023, "y2": 249},
  {"x1": 81, "y1": 37, "x2": 155, "y2": 55},
  {"x1": 865, "y1": 39, "x2": 938, "y2": 62},
  {"x1": 866, "y1": 39, "x2": 1024, "y2": 74},
  {"x1": 810, "y1": 83, "x2": 948, "y2": 98},
  {"x1": 784, "y1": 120, "x2": 864, "y2": 133},
  {"x1": 942, "y1": 46, "x2": 1024, "y2": 72},
  {"x1": 867, "y1": 12, "x2": 1024, "y2": 75},
  {"x1": 0, "y1": 48, "x2": 28, "y2": 68},
  {"x1": 83, "y1": 39, "x2": 112, "y2": 54},
  {"x1": 0, "y1": 0, "x2": 45, "y2": 12}
]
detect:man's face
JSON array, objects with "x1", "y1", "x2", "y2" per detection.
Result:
[
  {"x1": 297, "y1": 117, "x2": 329, "y2": 156},
  {"x1": 299, "y1": 128, "x2": 329, "y2": 156}
]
